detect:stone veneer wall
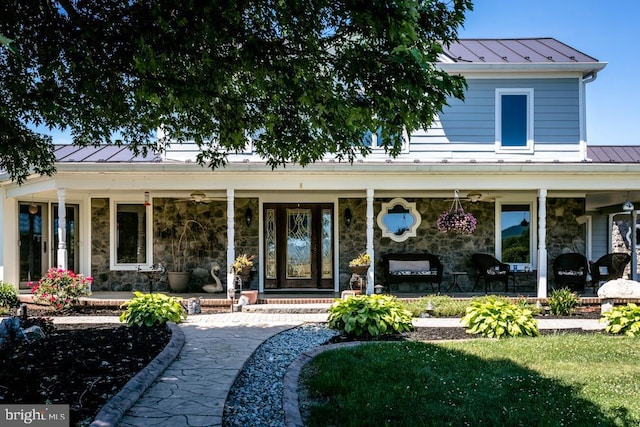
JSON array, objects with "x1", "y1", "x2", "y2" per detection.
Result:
[
  {"x1": 90, "y1": 197, "x2": 258, "y2": 292},
  {"x1": 546, "y1": 197, "x2": 587, "y2": 287},
  {"x1": 338, "y1": 196, "x2": 587, "y2": 292}
]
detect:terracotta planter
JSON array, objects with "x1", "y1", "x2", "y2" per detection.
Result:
[
  {"x1": 167, "y1": 271, "x2": 190, "y2": 292},
  {"x1": 241, "y1": 290, "x2": 258, "y2": 304}
]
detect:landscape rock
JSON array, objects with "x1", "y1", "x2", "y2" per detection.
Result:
[
  {"x1": 597, "y1": 279, "x2": 640, "y2": 299},
  {"x1": 598, "y1": 279, "x2": 640, "y2": 313}
]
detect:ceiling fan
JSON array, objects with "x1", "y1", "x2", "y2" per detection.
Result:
[
  {"x1": 464, "y1": 192, "x2": 497, "y2": 203},
  {"x1": 444, "y1": 191, "x2": 497, "y2": 203},
  {"x1": 174, "y1": 191, "x2": 225, "y2": 204}
]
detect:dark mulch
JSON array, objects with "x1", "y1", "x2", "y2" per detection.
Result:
[
  {"x1": 0, "y1": 307, "x2": 171, "y2": 426},
  {"x1": 0, "y1": 303, "x2": 603, "y2": 426}
]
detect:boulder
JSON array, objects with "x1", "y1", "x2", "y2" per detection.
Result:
[
  {"x1": 598, "y1": 279, "x2": 640, "y2": 299},
  {"x1": 598, "y1": 279, "x2": 640, "y2": 313}
]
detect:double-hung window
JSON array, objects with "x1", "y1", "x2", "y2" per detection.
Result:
[
  {"x1": 362, "y1": 128, "x2": 409, "y2": 152},
  {"x1": 110, "y1": 201, "x2": 153, "y2": 270},
  {"x1": 495, "y1": 88, "x2": 534, "y2": 152}
]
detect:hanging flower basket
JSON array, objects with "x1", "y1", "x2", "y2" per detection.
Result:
[{"x1": 437, "y1": 191, "x2": 477, "y2": 235}]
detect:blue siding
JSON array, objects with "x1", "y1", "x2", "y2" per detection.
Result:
[
  {"x1": 412, "y1": 78, "x2": 581, "y2": 148},
  {"x1": 591, "y1": 214, "x2": 610, "y2": 261}
]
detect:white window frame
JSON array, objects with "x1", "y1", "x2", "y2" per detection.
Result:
[
  {"x1": 376, "y1": 198, "x2": 421, "y2": 242},
  {"x1": 495, "y1": 88, "x2": 534, "y2": 153},
  {"x1": 495, "y1": 199, "x2": 537, "y2": 271},
  {"x1": 366, "y1": 128, "x2": 410, "y2": 152},
  {"x1": 110, "y1": 199, "x2": 153, "y2": 271}
]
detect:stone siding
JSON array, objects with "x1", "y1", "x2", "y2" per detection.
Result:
[
  {"x1": 338, "y1": 196, "x2": 587, "y2": 292},
  {"x1": 90, "y1": 197, "x2": 257, "y2": 292}
]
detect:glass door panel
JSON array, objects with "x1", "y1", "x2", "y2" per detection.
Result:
[
  {"x1": 286, "y1": 208, "x2": 312, "y2": 279},
  {"x1": 19, "y1": 203, "x2": 48, "y2": 286}
]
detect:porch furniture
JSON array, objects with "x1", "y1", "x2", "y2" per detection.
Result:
[
  {"x1": 590, "y1": 253, "x2": 631, "y2": 290},
  {"x1": 552, "y1": 253, "x2": 589, "y2": 292},
  {"x1": 446, "y1": 271, "x2": 468, "y2": 292},
  {"x1": 471, "y1": 253, "x2": 510, "y2": 293},
  {"x1": 382, "y1": 253, "x2": 443, "y2": 292}
]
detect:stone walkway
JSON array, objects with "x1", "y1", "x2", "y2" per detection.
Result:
[{"x1": 62, "y1": 312, "x2": 604, "y2": 427}]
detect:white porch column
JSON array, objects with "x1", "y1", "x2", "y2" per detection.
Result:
[
  {"x1": 537, "y1": 188, "x2": 548, "y2": 298},
  {"x1": 366, "y1": 188, "x2": 375, "y2": 294},
  {"x1": 226, "y1": 189, "x2": 235, "y2": 296},
  {"x1": 57, "y1": 189, "x2": 68, "y2": 270}
]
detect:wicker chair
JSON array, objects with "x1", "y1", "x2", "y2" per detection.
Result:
[
  {"x1": 552, "y1": 253, "x2": 589, "y2": 292},
  {"x1": 590, "y1": 253, "x2": 631, "y2": 289},
  {"x1": 471, "y1": 253, "x2": 511, "y2": 293}
]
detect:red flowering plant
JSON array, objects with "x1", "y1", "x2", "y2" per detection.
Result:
[
  {"x1": 436, "y1": 191, "x2": 477, "y2": 235},
  {"x1": 29, "y1": 268, "x2": 92, "y2": 311}
]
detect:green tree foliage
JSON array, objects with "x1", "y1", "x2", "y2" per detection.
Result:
[{"x1": 0, "y1": 0, "x2": 472, "y2": 183}]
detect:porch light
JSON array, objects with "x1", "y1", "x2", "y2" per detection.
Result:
[
  {"x1": 28, "y1": 203, "x2": 38, "y2": 215},
  {"x1": 622, "y1": 200, "x2": 635, "y2": 211},
  {"x1": 344, "y1": 208, "x2": 352, "y2": 227},
  {"x1": 245, "y1": 207, "x2": 253, "y2": 226}
]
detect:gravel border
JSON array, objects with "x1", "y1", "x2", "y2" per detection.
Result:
[
  {"x1": 90, "y1": 323, "x2": 185, "y2": 427},
  {"x1": 223, "y1": 324, "x2": 338, "y2": 427}
]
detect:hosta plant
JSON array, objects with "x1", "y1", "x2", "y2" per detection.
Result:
[
  {"x1": 328, "y1": 294, "x2": 413, "y2": 337},
  {"x1": 120, "y1": 292, "x2": 187, "y2": 327},
  {"x1": 548, "y1": 287, "x2": 580, "y2": 316},
  {"x1": 600, "y1": 303, "x2": 640, "y2": 336},
  {"x1": 461, "y1": 297, "x2": 539, "y2": 338},
  {"x1": 29, "y1": 268, "x2": 92, "y2": 311}
]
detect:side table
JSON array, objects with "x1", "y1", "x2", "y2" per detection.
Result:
[{"x1": 446, "y1": 271, "x2": 468, "y2": 293}]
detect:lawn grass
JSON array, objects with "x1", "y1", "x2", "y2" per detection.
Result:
[{"x1": 301, "y1": 334, "x2": 640, "y2": 426}]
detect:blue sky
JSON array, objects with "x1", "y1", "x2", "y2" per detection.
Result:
[
  {"x1": 460, "y1": 0, "x2": 639, "y2": 146},
  {"x1": 39, "y1": 1, "x2": 638, "y2": 146}
]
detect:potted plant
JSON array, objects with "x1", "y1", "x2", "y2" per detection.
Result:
[
  {"x1": 349, "y1": 252, "x2": 371, "y2": 276},
  {"x1": 167, "y1": 219, "x2": 205, "y2": 292},
  {"x1": 437, "y1": 191, "x2": 477, "y2": 235},
  {"x1": 231, "y1": 254, "x2": 255, "y2": 283}
]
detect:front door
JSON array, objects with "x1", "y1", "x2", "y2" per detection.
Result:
[
  {"x1": 263, "y1": 203, "x2": 334, "y2": 289},
  {"x1": 19, "y1": 203, "x2": 48, "y2": 287},
  {"x1": 19, "y1": 203, "x2": 79, "y2": 288}
]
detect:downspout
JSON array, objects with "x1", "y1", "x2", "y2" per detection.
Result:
[{"x1": 580, "y1": 71, "x2": 598, "y2": 161}]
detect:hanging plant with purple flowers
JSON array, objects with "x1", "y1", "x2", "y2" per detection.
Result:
[{"x1": 437, "y1": 190, "x2": 477, "y2": 235}]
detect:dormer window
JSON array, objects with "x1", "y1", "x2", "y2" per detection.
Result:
[{"x1": 495, "y1": 88, "x2": 534, "y2": 153}]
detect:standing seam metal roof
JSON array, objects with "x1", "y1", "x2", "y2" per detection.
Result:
[{"x1": 442, "y1": 38, "x2": 599, "y2": 64}]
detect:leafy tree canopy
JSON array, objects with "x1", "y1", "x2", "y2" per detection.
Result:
[{"x1": 1, "y1": 0, "x2": 472, "y2": 183}]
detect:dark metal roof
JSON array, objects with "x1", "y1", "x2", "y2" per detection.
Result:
[
  {"x1": 53, "y1": 144, "x2": 162, "y2": 162},
  {"x1": 587, "y1": 146, "x2": 640, "y2": 163},
  {"x1": 442, "y1": 38, "x2": 598, "y2": 64}
]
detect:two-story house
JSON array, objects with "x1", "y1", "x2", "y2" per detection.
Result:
[{"x1": 1, "y1": 38, "x2": 637, "y2": 299}]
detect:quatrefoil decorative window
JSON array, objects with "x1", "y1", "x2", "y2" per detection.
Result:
[{"x1": 377, "y1": 198, "x2": 421, "y2": 242}]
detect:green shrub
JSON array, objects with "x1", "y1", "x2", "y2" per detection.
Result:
[
  {"x1": 119, "y1": 292, "x2": 187, "y2": 327},
  {"x1": 600, "y1": 303, "x2": 640, "y2": 336},
  {"x1": 328, "y1": 294, "x2": 413, "y2": 337},
  {"x1": 0, "y1": 281, "x2": 19, "y2": 310},
  {"x1": 548, "y1": 287, "x2": 580, "y2": 316},
  {"x1": 461, "y1": 297, "x2": 539, "y2": 338},
  {"x1": 403, "y1": 295, "x2": 468, "y2": 317}
]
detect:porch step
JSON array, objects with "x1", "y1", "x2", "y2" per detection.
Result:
[{"x1": 240, "y1": 303, "x2": 331, "y2": 314}]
